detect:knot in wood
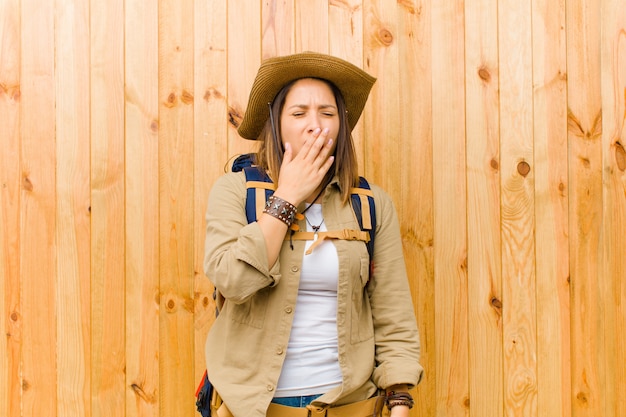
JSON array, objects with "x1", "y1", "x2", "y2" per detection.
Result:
[
  {"x1": 615, "y1": 141, "x2": 626, "y2": 171},
  {"x1": 490, "y1": 296, "x2": 502, "y2": 315},
  {"x1": 228, "y1": 105, "x2": 243, "y2": 128},
  {"x1": 165, "y1": 92, "x2": 177, "y2": 108},
  {"x1": 478, "y1": 67, "x2": 491, "y2": 82},
  {"x1": 22, "y1": 176, "x2": 33, "y2": 192},
  {"x1": 378, "y1": 28, "x2": 394, "y2": 46},
  {"x1": 181, "y1": 89, "x2": 194, "y2": 104},
  {"x1": 517, "y1": 161, "x2": 531, "y2": 177}
]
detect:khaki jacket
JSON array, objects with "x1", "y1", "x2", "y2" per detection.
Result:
[{"x1": 203, "y1": 171, "x2": 423, "y2": 417}]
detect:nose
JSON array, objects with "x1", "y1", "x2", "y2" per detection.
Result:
[{"x1": 306, "y1": 114, "x2": 322, "y2": 134}]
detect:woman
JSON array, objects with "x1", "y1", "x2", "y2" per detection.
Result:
[{"x1": 203, "y1": 52, "x2": 423, "y2": 417}]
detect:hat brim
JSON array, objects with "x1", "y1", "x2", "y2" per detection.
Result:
[{"x1": 237, "y1": 52, "x2": 376, "y2": 140}]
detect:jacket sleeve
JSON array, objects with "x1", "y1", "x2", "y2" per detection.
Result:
[
  {"x1": 367, "y1": 185, "x2": 424, "y2": 389},
  {"x1": 203, "y1": 172, "x2": 281, "y2": 304}
]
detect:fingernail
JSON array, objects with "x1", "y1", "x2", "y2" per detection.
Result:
[
  {"x1": 323, "y1": 128, "x2": 329, "y2": 134},
  {"x1": 327, "y1": 139, "x2": 334, "y2": 146},
  {"x1": 314, "y1": 128, "x2": 321, "y2": 135}
]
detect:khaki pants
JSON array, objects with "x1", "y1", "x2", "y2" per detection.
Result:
[{"x1": 211, "y1": 392, "x2": 390, "y2": 417}]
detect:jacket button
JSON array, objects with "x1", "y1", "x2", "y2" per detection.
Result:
[
  {"x1": 267, "y1": 385, "x2": 274, "y2": 392},
  {"x1": 291, "y1": 266, "x2": 299, "y2": 272},
  {"x1": 285, "y1": 307, "x2": 293, "y2": 314},
  {"x1": 276, "y1": 347, "x2": 284, "y2": 355}
]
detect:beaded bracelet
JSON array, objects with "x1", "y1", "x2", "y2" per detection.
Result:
[
  {"x1": 386, "y1": 391, "x2": 414, "y2": 410},
  {"x1": 263, "y1": 195, "x2": 297, "y2": 227}
]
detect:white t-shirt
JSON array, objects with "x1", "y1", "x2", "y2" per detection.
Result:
[{"x1": 275, "y1": 203, "x2": 343, "y2": 397}]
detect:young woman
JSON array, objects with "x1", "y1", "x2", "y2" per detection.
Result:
[{"x1": 203, "y1": 52, "x2": 423, "y2": 417}]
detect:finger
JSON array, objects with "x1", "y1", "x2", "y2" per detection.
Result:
[
  {"x1": 282, "y1": 142, "x2": 293, "y2": 163},
  {"x1": 304, "y1": 128, "x2": 329, "y2": 161},
  {"x1": 297, "y1": 127, "x2": 325, "y2": 161},
  {"x1": 319, "y1": 155, "x2": 335, "y2": 174}
]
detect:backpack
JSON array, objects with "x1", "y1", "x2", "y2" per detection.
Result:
[{"x1": 195, "y1": 153, "x2": 377, "y2": 416}]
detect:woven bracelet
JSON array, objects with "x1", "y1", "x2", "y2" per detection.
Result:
[
  {"x1": 263, "y1": 195, "x2": 297, "y2": 227},
  {"x1": 386, "y1": 391, "x2": 414, "y2": 410}
]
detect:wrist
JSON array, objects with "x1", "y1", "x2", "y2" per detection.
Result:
[
  {"x1": 385, "y1": 390, "x2": 414, "y2": 411},
  {"x1": 263, "y1": 195, "x2": 297, "y2": 227},
  {"x1": 272, "y1": 188, "x2": 300, "y2": 208}
]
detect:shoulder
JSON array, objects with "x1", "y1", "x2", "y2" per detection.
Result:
[
  {"x1": 212, "y1": 171, "x2": 246, "y2": 190},
  {"x1": 358, "y1": 179, "x2": 399, "y2": 230},
  {"x1": 208, "y1": 171, "x2": 247, "y2": 205},
  {"x1": 359, "y1": 179, "x2": 395, "y2": 209}
]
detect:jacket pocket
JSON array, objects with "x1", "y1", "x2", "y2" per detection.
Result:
[{"x1": 226, "y1": 287, "x2": 269, "y2": 329}]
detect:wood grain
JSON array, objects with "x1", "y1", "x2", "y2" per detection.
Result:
[
  {"x1": 193, "y1": 0, "x2": 228, "y2": 388},
  {"x1": 465, "y1": 0, "x2": 504, "y2": 415},
  {"x1": 125, "y1": 0, "x2": 160, "y2": 415},
  {"x1": 55, "y1": 0, "x2": 92, "y2": 416},
  {"x1": 295, "y1": 0, "x2": 329, "y2": 52},
  {"x1": 567, "y1": 0, "x2": 604, "y2": 415},
  {"x1": 88, "y1": 0, "x2": 127, "y2": 416},
  {"x1": 363, "y1": 0, "x2": 401, "y2": 197},
  {"x1": 600, "y1": 0, "x2": 626, "y2": 415},
  {"x1": 329, "y1": 0, "x2": 365, "y2": 171},
  {"x1": 396, "y1": 2, "x2": 434, "y2": 415},
  {"x1": 20, "y1": 0, "x2": 58, "y2": 415},
  {"x1": 0, "y1": 1, "x2": 21, "y2": 416},
  {"x1": 532, "y1": 0, "x2": 571, "y2": 416},
  {"x1": 158, "y1": 0, "x2": 195, "y2": 414},
  {"x1": 431, "y1": 0, "x2": 469, "y2": 415},
  {"x1": 227, "y1": 0, "x2": 261, "y2": 158},
  {"x1": 499, "y1": 0, "x2": 538, "y2": 415},
  {"x1": 262, "y1": 0, "x2": 295, "y2": 58}
]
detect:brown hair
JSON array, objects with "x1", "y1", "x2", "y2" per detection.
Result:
[{"x1": 255, "y1": 78, "x2": 359, "y2": 204}]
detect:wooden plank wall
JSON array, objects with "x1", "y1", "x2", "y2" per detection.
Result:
[{"x1": 1, "y1": 0, "x2": 625, "y2": 416}]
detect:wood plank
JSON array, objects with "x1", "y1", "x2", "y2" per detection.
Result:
[
  {"x1": 531, "y1": 0, "x2": 570, "y2": 416},
  {"x1": 227, "y1": 1, "x2": 261, "y2": 155},
  {"x1": 396, "y1": 1, "x2": 434, "y2": 416},
  {"x1": 498, "y1": 0, "x2": 538, "y2": 415},
  {"x1": 362, "y1": 0, "x2": 401, "y2": 197},
  {"x1": 193, "y1": 0, "x2": 228, "y2": 388},
  {"x1": 158, "y1": 0, "x2": 196, "y2": 414},
  {"x1": 295, "y1": 0, "x2": 329, "y2": 52},
  {"x1": 262, "y1": 0, "x2": 294, "y2": 59},
  {"x1": 0, "y1": 1, "x2": 21, "y2": 416},
  {"x1": 566, "y1": 0, "x2": 604, "y2": 415},
  {"x1": 430, "y1": 0, "x2": 469, "y2": 415},
  {"x1": 124, "y1": 0, "x2": 160, "y2": 415},
  {"x1": 20, "y1": 0, "x2": 58, "y2": 415},
  {"x1": 464, "y1": 0, "x2": 503, "y2": 415},
  {"x1": 600, "y1": 0, "x2": 626, "y2": 415},
  {"x1": 55, "y1": 0, "x2": 92, "y2": 416},
  {"x1": 89, "y1": 0, "x2": 126, "y2": 416},
  {"x1": 329, "y1": 0, "x2": 365, "y2": 173}
]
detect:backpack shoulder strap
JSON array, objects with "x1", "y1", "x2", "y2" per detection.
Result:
[
  {"x1": 242, "y1": 166, "x2": 275, "y2": 223},
  {"x1": 231, "y1": 153, "x2": 256, "y2": 172},
  {"x1": 350, "y1": 177, "x2": 376, "y2": 260}
]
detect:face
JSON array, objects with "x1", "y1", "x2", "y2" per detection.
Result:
[{"x1": 279, "y1": 78, "x2": 340, "y2": 157}]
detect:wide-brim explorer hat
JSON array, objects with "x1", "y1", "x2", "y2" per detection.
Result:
[{"x1": 237, "y1": 51, "x2": 377, "y2": 140}]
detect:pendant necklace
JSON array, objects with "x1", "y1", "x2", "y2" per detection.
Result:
[{"x1": 306, "y1": 216, "x2": 325, "y2": 241}]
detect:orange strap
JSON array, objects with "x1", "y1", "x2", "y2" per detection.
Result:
[{"x1": 286, "y1": 229, "x2": 370, "y2": 254}]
